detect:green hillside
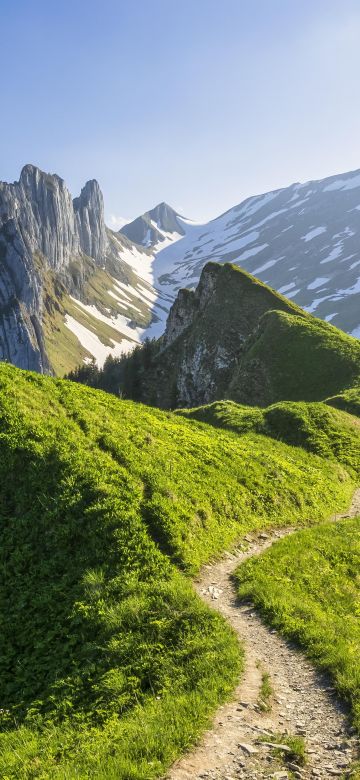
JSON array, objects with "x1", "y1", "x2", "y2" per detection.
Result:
[
  {"x1": 68, "y1": 263, "x2": 360, "y2": 409},
  {"x1": 0, "y1": 363, "x2": 356, "y2": 778},
  {"x1": 230, "y1": 308, "x2": 360, "y2": 406},
  {"x1": 235, "y1": 517, "x2": 360, "y2": 731},
  {"x1": 178, "y1": 399, "x2": 360, "y2": 475},
  {"x1": 326, "y1": 383, "x2": 360, "y2": 418}
]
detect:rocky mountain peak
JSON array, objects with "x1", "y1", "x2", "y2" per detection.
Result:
[
  {"x1": 120, "y1": 200, "x2": 185, "y2": 247},
  {"x1": 73, "y1": 179, "x2": 107, "y2": 262},
  {"x1": 147, "y1": 202, "x2": 185, "y2": 235},
  {"x1": 162, "y1": 262, "x2": 220, "y2": 349},
  {"x1": 0, "y1": 165, "x2": 111, "y2": 373}
]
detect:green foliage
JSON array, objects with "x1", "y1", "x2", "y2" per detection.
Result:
[
  {"x1": 258, "y1": 668, "x2": 273, "y2": 712},
  {"x1": 230, "y1": 308, "x2": 360, "y2": 406},
  {"x1": 235, "y1": 517, "x2": 360, "y2": 733},
  {"x1": 66, "y1": 338, "x2": 159, "y2": 400},
  {"x1": 0, "y1": 363, "x2": 357, "y2": 777},
  {"x1": 178, "y1": 399, "x2": 360, "y2": 475},
  {"x1": 258, "y1": 732, "x2": 306, "y2": 766},
  {"x1": 327, "y1": 383, "x2": 360, "y2": 418}
]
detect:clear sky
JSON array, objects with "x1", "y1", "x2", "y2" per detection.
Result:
[{"x1": 2, "y1": 0, "x2": 360, "y2": 225}]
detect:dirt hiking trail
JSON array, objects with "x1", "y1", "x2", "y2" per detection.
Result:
[{"x1": 167, "y1": 490, "x2": 360, "y2": 780}]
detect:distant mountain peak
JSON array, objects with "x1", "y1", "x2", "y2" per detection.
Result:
[{"x1": 119, "y1": 201, "x2": 185, "y2": 247}]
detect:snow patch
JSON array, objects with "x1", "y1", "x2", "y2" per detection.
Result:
[
  {"x1": 235, "y1": 243, "x2": 268, "y2": 262},
  {"x1": 252, "y1": 258, "x2": 279, "y2": 275},
  {"x1": 64, "y1": 315, "x2": 135, "y2": 366},
  {"x1": 323, "y1": 172, "x2": 360, "y2": 192},
  {"x1": 278, "y1": 282, "x2": 296, "y2": 294},
  {"x1": 320, "y1": 244, "x2": 343, "y2": 264},
  {"x1": 307, "y1": 277, "x2": 329, "y2": 290},
  {"x1": 301, "y1": 226, "x2": 327, "y2": 242}
]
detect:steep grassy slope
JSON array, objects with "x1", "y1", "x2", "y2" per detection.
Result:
[
  {"x1": 0, "y1": 364, "x2": 356, "y2": 778},
  {"x1": 178, "y1": 399, "x2": 360, "y2": 476},
  {"x1": 235, "y1": 517, "x2": 360, "y2": 733},
  {"x1": 230, "y1": 308, "x2": 360, "y2": 405},
  {"x1": 70, "y1": 263, "x2": 360, "y2": 409}
]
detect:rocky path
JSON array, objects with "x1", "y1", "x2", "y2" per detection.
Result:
[{"x1": 167, "y1": 490, "x2": 360, "y2": 780}]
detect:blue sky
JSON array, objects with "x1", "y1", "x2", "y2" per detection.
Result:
[{"x1": 2, "y1": 0, "x2": 360, "y2": 224}]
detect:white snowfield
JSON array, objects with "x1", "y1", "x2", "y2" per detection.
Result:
[{"x1": 64, "y1": 314, "x2": 136, "y2": 366}]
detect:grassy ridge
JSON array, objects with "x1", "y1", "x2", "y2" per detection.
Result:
[
  {"x1": 0, "y1": 364, "x2": 356, "y2": 777},
  {"x1": 327, "y1": 384, "x2": 360, "y2": 418},
  {"x1": 231, "y1": 308, "x2": 360, "y2": 405},
  {"x1": 177, "y1": 399, "x2": 360, "y2": 475},
  {"x1": 235, "y1": 517, "x2": 360, "y2": 733}
]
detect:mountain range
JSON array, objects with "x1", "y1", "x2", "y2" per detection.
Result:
[
  {"x1": 70, "y1": 261, "x2": 360, "y2": 411},
  {"x1": 1, "y1": 164, "x2": 360, "y2": 374}
]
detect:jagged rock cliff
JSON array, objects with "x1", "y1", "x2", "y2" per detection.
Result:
[
  {"x1": 0, "y1": 166, "x2": 107, "y2": 371},
  {"x1": 0, "y1": 165, "x2": 155, "y2": 374},
  {"x1": 154, "y1": 262, "x2": 302, "y2": 406},
  {"x1": 0, "y1": 165, "x2": 107, "y2": 270}
]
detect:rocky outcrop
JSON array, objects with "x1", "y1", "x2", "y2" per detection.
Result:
[
  {"x1": 73, "y1": 179, "x2": 107, "y2": 262},
  {"x1": 162, "y1": 262, "x2": 221, "y2": 349},
  {"x1": 0, "y1": 220, "x2": 48, "y2": 372},
  {"x1": 0, "y1": 165, "x2": 107, "y2": 271},
  {"x1": 154, "y1": 262, "x2": 298, "y2": 407},
  {"x1": 113, "y1": 262, "x2": 360, "y2": 409},
  {"x1": 0, "y1": 165, "x2": 109, "y2": 372}
]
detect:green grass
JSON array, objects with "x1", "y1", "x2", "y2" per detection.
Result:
[
  {"x1": 327, "y1": 383, "x2": 360, "y2": 418},
  {"x1": 0, "y1": 363, "x2": 356, "y2": 778},
  {"x1": 177, "y1": 399, "x2": 360, "y2": 476},
  {"x1": 258, "y1": 668, "x2": 273, "y2": 712},
  {"x1": 230, "y1": 308, "x2": 360, "y2": 406},
  {"x1": 258, "y1": 732, "x2": 306, "y2": 766},
  {"x1": 235, "y1": 517, "x2": 360, "y2": 733}
]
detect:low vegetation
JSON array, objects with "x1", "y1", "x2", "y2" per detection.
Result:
[
  {"x1": 178, "y1": 399, "x2": 360, "y2": 476},
  {"x1": 258, "y1": 732, "x2": 306, "y2": 766},
  {"x1": 257, "y1": 665, "x2": 273, "y2": 712},
  {"x1": 0, "y1": 363, "x2": 356, "y2": 778},
  {"x1": 230, "y1": 307, "x2": 360, "y2": 405},
  {"x1": 235, "y1": 517, "x2": 360, "y2": 733},
  {"x1": 327, "y1": 383, "x2": 360, "y2": 418}
]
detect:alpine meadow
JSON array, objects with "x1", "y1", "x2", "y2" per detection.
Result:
[{"x1": 2, "y1": 2, "x2": 360, "y2": 778}]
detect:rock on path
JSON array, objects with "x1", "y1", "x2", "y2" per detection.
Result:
[{"x1": 166, "y1": 490, "x2": 360, "y2": 780}]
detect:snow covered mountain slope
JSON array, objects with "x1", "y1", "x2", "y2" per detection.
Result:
[
  {"x1": 1, "y1": 165, "x2": 360, "y2": 377},
  {"x1": 121, "y1": 169, "x2": 360, "y2": 339},
  {"x1": 0, "y1": 165, "x2": 173, "y2": 374}
]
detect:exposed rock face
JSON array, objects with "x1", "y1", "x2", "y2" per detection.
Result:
[
  {"x1": 162, "y1": 261, "x2": 219, "y2": 350},
  {"x1": 0, "y1": 165, "x2": 107, "y2": 271},
  {"x1": 0, "y1": 220, "x2": 48, "y2": 372},
  {"x1": 73, "y1": 180, "x2": 107, "y2": 262},
  {"x1": 154, "y1": 262, "x2": 297, "y2": 407},
  {"x1": 0, "y1": 165, "x2": 108, "y2": 372},
  {"x1": 126, "y1": 262, "x2": 360, "y2": 409}
]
